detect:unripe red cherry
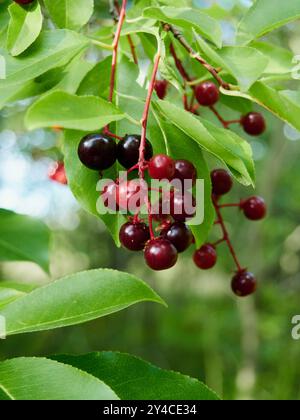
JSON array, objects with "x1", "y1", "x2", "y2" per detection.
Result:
[
  {"x1": 193, "y1": 244, "x2": 217, "y2": 270},
  {"x1": 231, "y1": 270, "x2": 257, "y2": 297},
  {"x1": 195, "y1": 81, "x2": 219, "y2": 106},
  {"x1": 116, "y1": 179, "x2": 147, "y2": 212},
  {"x1": 160, "y1": 222, "x2": 193, "y2": 253},
  {"x1": 78, "y1": 134, "x2": 117, "y2": 171},
  {"x1": 173, "y1": 159, "x2": 197, "y2": 188},
  {"x1": 241, "y1": 196, "x2": 266, "y2": 221},
  {"x1": 211, "y1": 169, "x2": 233, "y2": 196},
  {"x1": 170, "y1": 191, "x2": 196, "y2": 222},
  {"x1": 154, "y1": 80, "x2": 168, "y2": 100},
  {"x1": 241, "y1": 112, "x2": 266, "y2": 136},
  {"x1": 148, "y1": 154, "x2": 176, "y2": 180},
  {"x1": 13, "y1": 0, "x2": 34, "y2": 4},
  {"x1": 119, "y1": 222, "x2": 150, "y2": 251},
  {"x1": 144, "y1": 238, "x2": 178, "y2": 271},
  {"x1": 48, "y1": 162, "x2": 68, "y2": 185},
  {"x1": 117, "y1": 135, "x2": 153, "y2": 169}
]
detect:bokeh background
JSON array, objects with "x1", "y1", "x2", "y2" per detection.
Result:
[{"x1": 1, "y1": 0, "x2": 300, "y2": 400}]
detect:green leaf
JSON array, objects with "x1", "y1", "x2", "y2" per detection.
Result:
[
  {"x1": 0, "y1": 209, "x2": 50, "y2": 272},
  {"x1": 63, "y1": 129, "x2": 125, "y2": 246},
  {"x1": 0, "y1": 29, "x2": 89, "y2": 87},
  {"x1": 0, "y1": 269, "x2": 165, "y2": 336},
  {"x1": 251, "y1": 41, "x2": 293, "y2": 75},
  {"x1": 0, "y1": 358, "x2": 118, "y2": 400},
  {"x1": 143, "y1": 6, "x2": 222, "y2": 48},
  {"x1": 155, "y1": 100, "x2": 255, "y2": 186},
  {"x1": 44, "y1": 0, "x2": 94, "y2": 30},
  {"x1": 195, "y1": 35, "x2": 268, "y2": 91},
  {"x1": 25, "y1": 91, "x2": 125, "y2": 131},
  {"x1": 77, "y1": 56, "x2": 112, "y2": 98},
  {"x1": 7, "y1": 1, "x2": 43, "y2": 56},
  {"x1": 222, "y1": 83, "x2": 300, "y2": 131},
  {"x1": 237, "y1": 0, "x2": 300, "y2": 44},
  {"x1": 0, "y1": 282, "x2": 37, "y2": 310},
  {"x1": 53, "y1": 352, "x2": 220, "y2": 400}
]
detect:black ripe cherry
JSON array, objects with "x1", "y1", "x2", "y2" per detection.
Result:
[
  {"x1": 119, "y1": 222, "x2": 150, "y2": 251},
  {"x1": 117, "y1": 135, "x2": 153, "y2": 169},
  {"x1": 195, "y1": 81, "x2": 220, "y2": 106},
  {"x1": 161, "y1": 222, "x2": 193, "y2": 253},
  {"x1": 211, "y1": 169, "x2": 233, "y2": 196},
  {"x1": 78, "y1": 134, "x2": 117, "y2": 171},
  {"x1": 231, "y1": 270, "x2": 257, "y2": 297},
  {"x1": 174, "y1": 159, "x2": 197, "y2": 187},
  {"x1": 148, "y1": 154, "x2": 176, "y2": 180},
  {"x1": 241, "y1": 196, "x2": 266, "y2": 221},
  {"x1": 241, "y1": 112, "x2": 266, "y2": 136},
  {"x1": 13, "y1": 0, "x2": 34, "y2": 4},
  {"x1": 154, "y1": 80, "x2": 168, "y2": 100},
  {"x1": 144, "y1": 238, "x2": 178, "y2": 271},
  {"x1": 193, "y1": 244, "x2": 217, "y2": 270},
  {"x1": 170, "y1": 191, "x2": 196, "y2": 222}
]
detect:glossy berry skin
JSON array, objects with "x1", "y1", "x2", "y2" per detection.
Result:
[
  {"x1": 48, "y1": 162, "x2": 67, "y2": 185},
  {"x1": 173, "y1": 159, "x2": 197, "y2": 188},
  {"x1": 144, "y1": 238, "x2": 178, "y2": 271},
  {"x1": 193, "y1": 244, "x2": 217, "y2": 270},
  {"x1": 231, "y1": 271, "x2": 257, "y2": 297},
  {"x1": 195, "y1": 81, "x2": 220, "y2": 107},
  {"x1": 211, "y1": 169, "x2": 233, "y2": 196},
  {"x1": 116, "y1": 180, "x2": 147, "y2": 212},
  {"x1": 117, "y1": 135, "x2": 153, "y2": 169},
  {"x1": 78, "y1": 134, "x2": 117, "y2": 171},
  {"x1": 13, "y1": 0, "x2": 34, "y2": 4},
  {"x1": 170, "y1": 191, "x2": 196, "y2": 222},
  {"x1": 148, "y1": 154, "x2": 176, "y2": 181},
  {"x1": 241, "y1": 196, "x2": 266, "y2": 221},
  {"x1": 101, "y1": 181, "x2": 119, "y2": 211},
  {"x1": 241, "y1": 112, "x2": 266, "y2": 136},
  {"x1": 155, "y1": 80, "x2": 168, "y2": 100},
  {"x1": 161, "y1": 222, "x2": 193, "y2": 253},
  {"x1": 119, "y1": 222, "x2": 150, "y2": 251}
]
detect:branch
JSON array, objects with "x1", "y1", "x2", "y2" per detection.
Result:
[{"x1": 164, "y1": 24, "x2": 230, "y2": 90}]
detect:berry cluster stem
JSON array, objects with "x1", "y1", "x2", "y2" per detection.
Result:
[
  {"x1": 213, "y1": 196, "x2": 243, "y2": 272},
  {"x1": 165, "y1": 24, "x2": 230, "y2": 90},
  {"x1": 109, "y1": 0, "x2": 127, "y2": 103}
]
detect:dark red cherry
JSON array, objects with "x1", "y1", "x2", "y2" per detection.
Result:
[
  {"x1": 170, "y1": 191, "x2": 196, "y2": 222},
  {"x1": 144, "y1": 238, "x2": 178, "y2": 271},
  {"x1": 148, "y1": 154, "x2": 176, "y2": 180},
  {"x1": 211, "y1": 169, "x2": 233, "y2": 196},
  {"x1": 193, "y1": 244, "x2": 217, "y2": 270},
  {"x1": 13, "y1": 0, "x2": 34, "y2": 4},
  {"x1": 173, "y1": 159, "x2": 197, "y2": 188},
  {"x1": 195, "y1": 81, "x2": 220, "y2": 106},
  {"x1": 154, "y1": 80, "x2": 168, "y2": 100},
  {"x1": 119, "y1": 222, "x2": 150, "y2": 251},
  {"x1": 101, "y1": 181, "x2": 119, "y2": 211},
  {"x1": 116, "y1": 179, "x2": 147, "y2": 212},
  {"x1": 117, "y1": 135, "x2": 153, "y2": 169},
  {"x1": 241, "y1": 112, "x2": 266, "y2": 136},
  {"x1": 78, "y1": 134, "x2": 117, "y2": 170},
  {"x1": 160, "y1": 222, "x2": 193, "y2": 253},
  {"x1": 241, "y1": 196, "x2": 266, "y2": 221},
  {"x1": 231, "y1": 270, "x2": 257, "y2": 297},
  {"x1": 48, "y1": 162, "x2": 67, "y2": 185}
]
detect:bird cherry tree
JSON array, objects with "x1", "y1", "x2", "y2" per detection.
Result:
[{"x1": 0, "y1": 0, "x2": 300, "y2": 400}]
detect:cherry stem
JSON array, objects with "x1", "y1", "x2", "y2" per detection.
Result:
[
  {"x1": 108, "y1": 0, "x2": 127, "y2": 104},
  {"x1": 212, "y1": 237, "x2": 226, "y2": 247},
  {"x1": 213, "y1": 196, "x2": 243, "y2": 272},
  {"x1": 210, "y1": 106, "x2": 242, "y2": 129},
  {"x1": 112, "y1": 0, "x2": 138, "y2": 65},
  {"x1": 165, "y1": 25, "x2": 230, "y2": 90},
  {"x1": 170, "y1": 43, "x2": 192, "y2": 83},
  {"x1": 102, "y1": 127, "x2": 123, "y2": 140},
  {"x1": 219, "y1": 202, "x2": 242, "y2": 209}
]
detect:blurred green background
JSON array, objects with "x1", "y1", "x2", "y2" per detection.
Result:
[{"x1": 1, "y1": 0, "x2": 300, "y2": 401}]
